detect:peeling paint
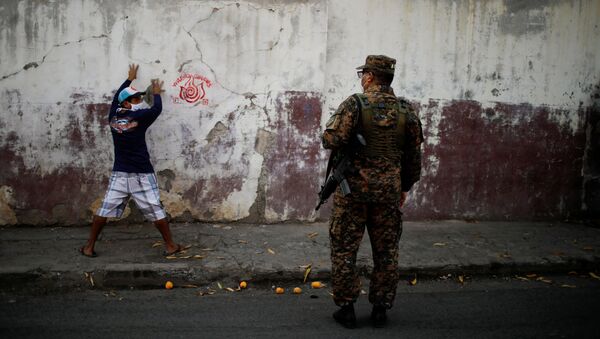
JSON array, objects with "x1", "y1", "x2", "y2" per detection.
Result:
[
  {"x1": 264, "y1": 91, "x2": 326, "y2": 222},
  {"x1": 0, "y1": 0, "x2": 598, "y2": 225},
  {"x1": 0, "y1": 186, "x2": 17, "y2": 225},
  {"x1": 409, "y1": 99, "x2": 586, "y2": 220}
]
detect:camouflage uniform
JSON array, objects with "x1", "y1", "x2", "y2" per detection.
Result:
[{"x1": 322, "y1": 55, "x2": 423, "y2": 309}]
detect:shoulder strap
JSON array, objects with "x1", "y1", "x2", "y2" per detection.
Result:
[
  {"x1": 396, "y1": 97, "x2": 409, "y2": 149},
  {"x1": 352, "y1": 94, "x2": 366, "y2": 129},
  {"x1": 325, "y1": 94, "x2": 363, "y2": 180}
]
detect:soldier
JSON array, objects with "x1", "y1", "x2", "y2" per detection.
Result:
[{"x1": 322, "y1": 55, "x2": 423, "y2": 328}]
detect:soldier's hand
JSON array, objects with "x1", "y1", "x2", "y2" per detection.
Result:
[
  {"x1": 151, "y1": 78, "x2": 164, "y2": 95},
  {"x1": 399, "y1": 191, "x2": 408, "y2": 209},
  {"x1": 128, "y1": 64, "x2": 139, "y2": 81}
]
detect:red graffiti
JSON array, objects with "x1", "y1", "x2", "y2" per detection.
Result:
[
  {"x1": 179, "y1": 78, "x2": 205, "y2": 103},
  {"x1": 172, "y1": 73, "x2": 212, "y2": 105}
]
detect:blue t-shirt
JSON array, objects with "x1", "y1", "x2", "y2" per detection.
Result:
[{"x1": 108, "y1": 79, "x2": 162, "y2": 173}]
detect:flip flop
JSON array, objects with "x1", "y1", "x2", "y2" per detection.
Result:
[
  {"x1": 79, "y1": 247, "x2": 97, "y2": 258},
  {"x1": 162, "y1": 244, "x2": 190, "y2": 257}
]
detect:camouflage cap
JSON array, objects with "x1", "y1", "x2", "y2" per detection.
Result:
[{"x1": 356, "y1": 55, "x2": 396, "y2": 74}]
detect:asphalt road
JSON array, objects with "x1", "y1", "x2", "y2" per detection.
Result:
[{"x1": 1, "y1": 274, "x2": 599, "y2": 339}]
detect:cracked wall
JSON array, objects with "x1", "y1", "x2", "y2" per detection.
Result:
[
  {"x1": 0, "y1": 0, "x2": 598, "y2": 225},
  {"x1": 325, "y1": 0, "x2": 599, "y2": 220}
]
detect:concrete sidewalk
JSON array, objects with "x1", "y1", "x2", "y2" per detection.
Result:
[{"x1": 1, "y1": 221, "x2": 599, "y2": 292}]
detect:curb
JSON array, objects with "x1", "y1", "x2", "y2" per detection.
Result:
[{"x1": 2, "y1": 259, "x2": 598, "y2": 294}]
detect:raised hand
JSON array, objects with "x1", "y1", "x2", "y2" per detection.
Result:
[
  {"x1": 128, "y1": 64, "x2": 139, "y2": 81},
  {"x1": 151, "y1": 78, "x2": 164, "y2": 95}
]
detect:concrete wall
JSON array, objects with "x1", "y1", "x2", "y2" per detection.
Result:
[{"x1": 0, "y1": 0, "x2": 598, "y2": 225}]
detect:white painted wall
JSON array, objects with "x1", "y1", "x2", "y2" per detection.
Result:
[
  {"x1": 324, "y1": 0, "x2": 599, "y2": 125},
  {"x1": 0, "y1": 0, "x2": 598, "y2": 224}
]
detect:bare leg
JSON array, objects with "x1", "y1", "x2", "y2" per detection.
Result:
[
  {"x1": 81, "y1": 215, "x2": 107, "y2": 256},
  {"x1": 154, "y1": 218, "x2": 180, "y2": 254}
]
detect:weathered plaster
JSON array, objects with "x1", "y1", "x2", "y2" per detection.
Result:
[
  {"x1": 0, "y1": 0, "x2": 598, "y2": 225},
  {"x1": 0, "y1": 186, "x2": 17, "y2": 225}
]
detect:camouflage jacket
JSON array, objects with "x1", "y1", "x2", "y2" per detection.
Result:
[{"x1": 322, "y1": 85, "x2": 423, "y2": 202}]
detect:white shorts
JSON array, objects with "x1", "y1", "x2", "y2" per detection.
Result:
[{"x1": 96, "y1": 171, "x2": 167, "y2": 222}]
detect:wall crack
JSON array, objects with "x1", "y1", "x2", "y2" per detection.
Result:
[{"x1": 1, "y1": 34, "x2": 110, "y2": 81}]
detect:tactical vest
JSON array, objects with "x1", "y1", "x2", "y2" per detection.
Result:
[{"x1": 353, "y1": 93, "x2": 407, "y2": 161}]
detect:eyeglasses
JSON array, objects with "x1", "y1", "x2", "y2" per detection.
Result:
[{"x1": 357, "y1": 71, "x2": 371, "y2": 79}]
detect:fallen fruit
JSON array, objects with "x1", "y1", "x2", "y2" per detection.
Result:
[
  {"x1": 165, "y1": 281, "x2": 174, "y2": 289},
  {"x1": 240, "y1": 281, "x2": 247, "y2": 289},
  {"x1": 275, "y1": 287, "x2": 284, "y2": 294},
  {"x1": 311, "y1": 281, "x2": 322, "y2": 289},
  {"x1": 293, "y1": 287, "x2": 302, "y2": 294}
]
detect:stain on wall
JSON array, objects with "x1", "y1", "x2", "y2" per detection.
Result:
[
  {"x1": 264, "y1": 91, "x2": 326, "y2": 222},
  {"x1": 408, "y1": 99, "x2": 585, "y2": 220},
  {"x1": 583, "y1": 83, "x2": 600, "y2": 219}
]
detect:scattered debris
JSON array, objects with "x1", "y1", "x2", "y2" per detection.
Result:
[
  {"x1": 303, "y1": 265, "x2": 312, "y2": 283},
  {"x1": 197, "y1": 289, "x2": 216, "y2": 296},
  {"x1": 104, "y1": 291, "x2": 118, "y2": 298},
  {"x1": 536, "y1": 277, "x2": 552, "y2": 284},
  {"x1": 84, "y1": 272, "x2": 95, "y2": 287},
  {"x1": 439, "y1": 274, "x2": 452, "y2": 280},
  {"x1": 499, "y1": 252, "x2": 512, "y2": 259}
]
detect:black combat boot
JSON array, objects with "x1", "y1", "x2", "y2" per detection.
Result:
[
  {"x1": 333, "y1": 304, "x2": 357, "y2": 329},
  {"x1": 371, "y1": 304, "x2": 387, "y2": 328}
]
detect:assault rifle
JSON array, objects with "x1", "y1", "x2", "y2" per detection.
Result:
[{"x1": 315, "y1": 134, "x2": 366, "y2": 211}]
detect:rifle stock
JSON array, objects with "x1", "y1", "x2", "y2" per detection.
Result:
[{"x1": 315, "y1": 134, "x2": 365, "y2": 210}]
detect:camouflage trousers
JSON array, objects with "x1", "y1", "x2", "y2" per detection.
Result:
[{"x1": 329, "y1": 192, "x2": 403, "y2": 309}]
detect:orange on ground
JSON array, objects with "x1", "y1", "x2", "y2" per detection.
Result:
[
  {"x1": 275, "y1": 287, "x2": 284, "y2": 294},
  {"x1": 293, "y1": 287, "x2": 302, "y2": 294},
  {"x1": 239, "y1": 281, "x2": 247, "y2": 289},
  {"x1": 311, "y1": 281, "x2": 322, "y2": 289},
  {"x1": 165, "y1": 281, "x2": 174, "y2": 289}
]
